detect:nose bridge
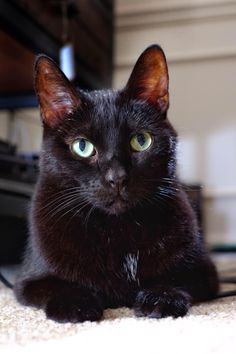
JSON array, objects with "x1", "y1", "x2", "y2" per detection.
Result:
[
  {"x1": 100, "y1": 129, "x2": 129, "y2": 188},
  {"x1": 103, "y1": 133, "x2": 126, "y2": 172},
  {"x1": 103, "y1": 155, "x2": 128, "y2": 191},
  {"x1": 107, "y1": 158, "x2": 126, "y2": 179}
]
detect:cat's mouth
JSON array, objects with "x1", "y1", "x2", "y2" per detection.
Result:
[{"x1": 105, "y1": 196, "x2": 128, "y2": 215}]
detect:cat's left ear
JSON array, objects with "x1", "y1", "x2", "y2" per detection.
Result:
[
  {"x1": 123, "y1": 45, "x2": 169, "y2": 112},
  {"x1": 35, "y1": 55, "x2": 80, "y2": 128}
]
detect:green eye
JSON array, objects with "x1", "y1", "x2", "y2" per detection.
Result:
[
  {"x1": 71, "y1": 138, "x2": 95, "y2": 158},
  {"x1": 130, "y1": 132, "x2": 152, "y2": 152}
]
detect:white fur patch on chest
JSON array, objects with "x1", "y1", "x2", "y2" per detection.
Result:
[{"x1": 123, "y1": 252, "x2": 139, "y2": 283}]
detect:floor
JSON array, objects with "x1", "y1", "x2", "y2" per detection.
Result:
[{"x1": 0, "y1": 254, "x2": 236, "y2": 353}]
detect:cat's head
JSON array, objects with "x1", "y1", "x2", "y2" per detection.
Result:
[{"x1": 35, "y1": 45, "x2": 177, "y2": 216}]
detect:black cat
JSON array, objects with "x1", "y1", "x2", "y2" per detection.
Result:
[{"x1": 14, "y1": 45, "x2": 219, "y2": 323}]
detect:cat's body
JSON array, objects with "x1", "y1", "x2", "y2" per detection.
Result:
[{"x1": 14, "y1": 45, "x2": 219, "y2": 322}]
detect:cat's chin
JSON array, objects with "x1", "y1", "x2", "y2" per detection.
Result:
[{"x1": 103, "y1": 199, "x2": 129, "y2": 216}]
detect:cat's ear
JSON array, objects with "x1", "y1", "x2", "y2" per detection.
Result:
[
  {"x1": 34, "y1": 55, "x2": 80, "y2": 128},
  {"x1": 124, "y1": 45, "x2": 169, "y2": 112}
]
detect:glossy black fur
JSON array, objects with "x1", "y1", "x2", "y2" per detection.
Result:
[{"x1": 14, "y1": 48, "x2": 219, "y2": 323}]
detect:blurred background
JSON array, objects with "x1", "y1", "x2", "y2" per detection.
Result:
[{"x1": 0, "y1": 0, "x2": 236, "y2": 264}]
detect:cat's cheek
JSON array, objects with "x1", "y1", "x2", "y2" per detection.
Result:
[
  {"x1": 130, "y1": 153, "x2": 151, "y2": 169},
  {"x1": 131, "y1": 146, "x2": 160, "y2": 165}
]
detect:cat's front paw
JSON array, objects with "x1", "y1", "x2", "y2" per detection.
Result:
[
  {"x1": 45, "y1": 292, "x2": 103, "y2": 323},
  {"x1": 133, "y1": 288, "x2": 191, "y2": 319}
]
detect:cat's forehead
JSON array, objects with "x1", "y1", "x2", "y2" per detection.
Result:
[
  {"x1": 61, "y1": 88, "x2": 164, "y2": 145},
  {"x1": 81, "y1": 89, "x2": 125, "y2": 130},
  {"x1": 80, "y1": 88, "x2": 158, "y2": 130},
  {"x1": 82, "y1": 89, "x2": 117, "y2": 107}
]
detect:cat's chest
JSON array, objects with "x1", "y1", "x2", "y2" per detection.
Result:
[
  {"x1": 73, "y1": 228, "x2": 167, "y2": 288},
  {"x1": 45, "y1": 214, "x2": 170, "y2": 286},
  {"x1": 74, "y1": 244, "x2": 140, "y2": 290},
  {"x1": 123, "y1": 252, "x2": 140, "y2": 283}
]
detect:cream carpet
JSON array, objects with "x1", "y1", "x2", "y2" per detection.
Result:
[{"x1": 1, "y1": 255, "x2": 236, "y2": 354}]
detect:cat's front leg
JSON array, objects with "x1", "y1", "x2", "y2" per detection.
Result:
[
  {"x1": 133, "y1": 286, "x2": 191, "y2": 319},
  {"x1": 14, "y1": 277, "x2": 103, "y2": 323}
]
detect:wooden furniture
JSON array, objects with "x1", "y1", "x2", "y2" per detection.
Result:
[
  {"x1": 0, "y1": 0, "x2": 114, "y2": 109},
  {"x1": 0, "y1": 0, "x2": 114, "y2": 263}
]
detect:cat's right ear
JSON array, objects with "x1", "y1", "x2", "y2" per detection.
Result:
[{"x1": 34, "y1": 55, "x2": 80, "y2": 128}]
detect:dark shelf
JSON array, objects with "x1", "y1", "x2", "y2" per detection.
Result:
[{"x1": 0, "y1": 0, "x2": 114, "y2": 108}]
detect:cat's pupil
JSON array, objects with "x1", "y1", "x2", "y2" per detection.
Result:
[
  {"x1": 137, "y1": 134, "x2": 145, "y2": 146},
  {"x1": 79, "y1": 139, "x2": 86, "y2": 151}
]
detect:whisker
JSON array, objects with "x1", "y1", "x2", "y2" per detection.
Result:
[
  {"x1": 40, "y1": 192, "x2": 82, "y2": 215},
  {"x1": 44, "y1": 186, "x2": 87, "y2": 198},
  {"x1": 39, "y1": 191, "x2": 84, "y2": 213},
  {"x1": 50, "y1": 199, "x2": 91, "y2": 230},
  {"x1": 151, "y1": 194, "x2": 172, "y2": 209},
  {"x1": 156, "y1": 191, "x2": 177, "y2": 202},
  {"x1": 42, "y1": 196, "x2": 87, "y2": 223},
  {"x1": 84, "y1": 205, "x2": 96, "y2": 232},
  {"x1": 64, "y1": 200, "x2": 91, "y2": 230},
  {"x1": 53, "y1": 200, "x2": 89, "y2": 226}
]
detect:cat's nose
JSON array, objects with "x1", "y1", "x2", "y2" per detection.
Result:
[{"x1": 105, "y1": 168, "x2": 128, "y2": 192}]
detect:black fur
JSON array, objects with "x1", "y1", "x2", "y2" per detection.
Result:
[{"x1": 14, "y1": 45, "x2": 219, "y2": 323}]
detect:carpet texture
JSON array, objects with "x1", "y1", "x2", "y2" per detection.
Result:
[{"x1": 1, "y1": 256, "x2": 236, "y2": 353}]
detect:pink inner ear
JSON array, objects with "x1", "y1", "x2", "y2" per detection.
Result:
[
  {"x1": 126, "y1": 46, "x2": 169, "y2": 111},
  {"x1": 35, "y1": 56, "x2": 79, "y2": 128},
  {"x1": 40, "y1": 91, "x2": 79, "y2": 127}
]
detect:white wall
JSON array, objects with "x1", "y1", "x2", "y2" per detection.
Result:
[
  {"x1": 0, "y1": 111, "x2": 10, "y2": 141},
  {"x1": 10, "y1": 108, "x2": 42, "y2": 154},
  {"x1": 114, "y1": 0, "x2": 236, "y2": 245},
  {"x1": 0, "y1": 108, "x2": 42, "y2": 154}
]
